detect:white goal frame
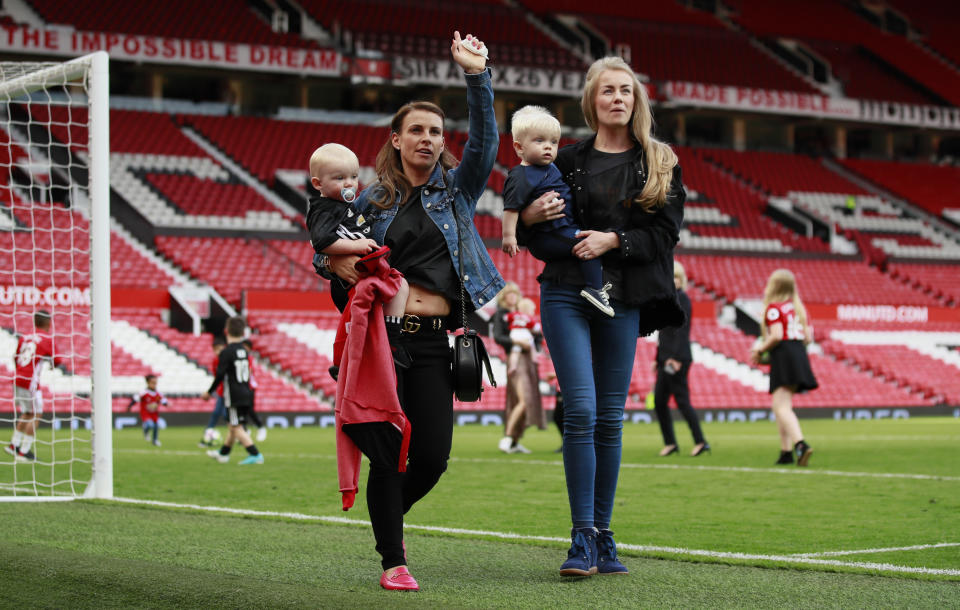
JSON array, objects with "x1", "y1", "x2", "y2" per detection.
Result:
[{"x1": 0, "y1": 52, "x2": 111, "y2": 499}]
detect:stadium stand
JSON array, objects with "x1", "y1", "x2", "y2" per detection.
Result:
[
  {"x1": 676, "y1": 146, "x2": 831, "y2": 253},
  {"x1": 888, "y1": 262, "x2": 960, "y2": 306},
  {"x1": 886, "y1": 0, "x2": 960, "y2": 68},
  {"x1": 730, "y1": 0, "x2": 960, "y2": 106},
  {"x1": 154, "y1": 236, "x2": 319, "y2": 306},
  {"x1": 680, "y1": 255, "x2": 942, "y2": 305},
  {"x1": 587, "y1": 18, "x2": 819, "y2": 94},
  {"x1": 839, "y1": 159, "x2": 960, "y2": 220},
  {"x1": 3, "y1": 3, "x2": 958, "y2": 421},
  {"x1": 298, "y1": 0, "x2": 584, "y2": 68},
  {"x1": 26, "y1": 0, "x2": 315, "y2": 48}
]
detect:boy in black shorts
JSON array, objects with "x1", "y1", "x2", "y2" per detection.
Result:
[{"x1": 202, "y1": 316, "x2": 264, "y2": 465}]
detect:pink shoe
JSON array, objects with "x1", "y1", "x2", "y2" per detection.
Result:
[{"x1": 380, "y1": 565, "x2": 419, "y2": 591}]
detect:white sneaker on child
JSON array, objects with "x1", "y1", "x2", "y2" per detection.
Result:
[
  {"x1": 256, "y1": 427, "x2": 267, "y2": 442},
  {"x1": 498, "y1": 436, "x2": 513, "y2": 453}
]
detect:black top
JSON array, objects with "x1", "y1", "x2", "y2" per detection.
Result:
[
  {"x1": 520, "y1": 135, "x2": 687, "y2": 336},
  {"x1": 305, "y1": 195, "x2": 373, "y2": 253},
  {"x1": 583, "y1": 148, "x2": 634, "y2": 301},
  {"x1": 502, "y1": 164, "x2": 575, "y2": 233},
  {"x1": 384, "y1": 186, "x2": 461, "y2": 305},
  {"x1": 656, "y1": 290, "x2": 693, "y2": 363},
  {"x1": 208, "y1": 342, "x2": 254, "y2": 408}
]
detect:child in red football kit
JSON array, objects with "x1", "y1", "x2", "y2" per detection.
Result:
[
  {"x1": 127, "y1": 374, "x2": 167, "y2": 447},
  {"x1": 7, "y1": 310, "x2": 66, "y2": 462},
  {"x1": 750, "y1": 269, "x2": 817, "y2": 466}
]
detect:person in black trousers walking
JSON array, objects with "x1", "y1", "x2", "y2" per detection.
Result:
[{"x1": 653, "y1": 262, "x2": 709, "y2": 457}]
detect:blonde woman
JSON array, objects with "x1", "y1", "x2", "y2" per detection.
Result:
[
  {"x1": 518, "y1": 56, "x2": 686, "y2": 576},
  {"x1": 492, "y1": 283, "x2": 545, "y2": 453},
  {"x1": 750, "y1": 269, "x2": 817, "y2": 466}
]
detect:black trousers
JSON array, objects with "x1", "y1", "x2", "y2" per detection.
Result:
[
  {"x1": 653, "y1": 361, "x2": 706, "y2": 446},
  {"x1": 342, "y1": 329, "x2": 453, "y2": 571}
]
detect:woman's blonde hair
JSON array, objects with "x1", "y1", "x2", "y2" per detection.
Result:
[
  {"x1": 371, "y1": 101, "x2": 459, "y2": 210},
  {"x1": 581, "y1": 56, "x2": 678, "y2": 212},
  {"x1": 496, "y1": 281, "x2": 522, "y2": 309},
  {"x1": 673, "y1": 260, "x2": 687, "y2": 290},
  {"x1": 761, "y1": 269, "x2": 808, "y2": 339}
]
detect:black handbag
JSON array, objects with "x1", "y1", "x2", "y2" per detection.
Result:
[{"x1": 451, "y1": 205, "x2": 496, "y2": 402}]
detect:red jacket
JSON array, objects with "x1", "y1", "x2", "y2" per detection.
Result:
[{"x1": 334, "y1": 247, "x2": 410, "y2": 511}]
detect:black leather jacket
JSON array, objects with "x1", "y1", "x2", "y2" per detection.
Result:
[{"x1": 524, "y1": 135, "x2": 686, "y2": 335}]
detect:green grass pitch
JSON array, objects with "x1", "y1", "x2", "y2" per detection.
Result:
[{"x1": 1, "y1": 417, "x2": 958, "y2": 607}]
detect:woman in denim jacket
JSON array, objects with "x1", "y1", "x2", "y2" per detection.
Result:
[
  {"x1": 325, "y1": 31, "x2": 504, "y2": 592},
  {"x1": 519, "y1": 56, "x2": 686, "y2": 577}
]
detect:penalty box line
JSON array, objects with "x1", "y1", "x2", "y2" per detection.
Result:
[{"x1": 109, "y1": 497, "x2": 960, "y2": 577}]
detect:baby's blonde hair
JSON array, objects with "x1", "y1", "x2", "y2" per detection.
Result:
[
  {"x1": 511, "y1": 105, "x2": 561, "y2": 142},
  {"x1": 309, "y1": 143, "x2": 358, "y2": 178},
  {"x1": 517, "y1": 297, "x2": 537, "y2": 315}
]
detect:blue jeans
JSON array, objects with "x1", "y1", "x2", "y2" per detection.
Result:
[
  {"x1": 540, "y1": 281, "x2": 639, "y2": 530},
  {"x1": 207, "y1": 396, "x2": 225, "y2": 429}
]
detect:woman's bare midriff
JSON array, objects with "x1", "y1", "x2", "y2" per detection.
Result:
[{"x1": 405, "y1": 283, "x2": 451, "y2": 316}]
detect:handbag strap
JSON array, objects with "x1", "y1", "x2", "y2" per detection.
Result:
[
  {"x1": 451, "y1": 196, "x2": 470, "y2": 332},
  {"x1": 451, "y1": 197, "x2": 496, "y2": 388}
]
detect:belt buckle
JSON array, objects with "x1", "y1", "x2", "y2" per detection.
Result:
[{"x1": 402, "y1": 314, "x2": 421, "y2": 333}]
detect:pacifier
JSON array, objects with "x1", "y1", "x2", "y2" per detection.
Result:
[
  {"x1": 341, "y1": 187, "x2": 356, "y2": 203},
  {"x1": 459, "y1": 35, "x2": 488, "y2": 59}
]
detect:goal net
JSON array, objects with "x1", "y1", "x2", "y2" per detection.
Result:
[{"x1": 0, "y1": 52, "x2": 111, "y2": 500}]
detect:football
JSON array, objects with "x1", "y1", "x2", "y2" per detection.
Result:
[
  {"x1": 752, "y1": 338, "x2": 771, "y2": 365},
  {"x1": 202, "y1": 428, "x2": 222, "y2": 447}
]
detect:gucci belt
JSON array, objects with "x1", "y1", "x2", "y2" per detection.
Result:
[{"x1": 401, "y1": 314, "x2": 446, "y2": 333}]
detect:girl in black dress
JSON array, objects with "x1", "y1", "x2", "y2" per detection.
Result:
[{"x1": 749, "y1": 269, "x2": 817, "y2": 466}]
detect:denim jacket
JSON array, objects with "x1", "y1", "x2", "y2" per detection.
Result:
[{"x1": 352, "y1": 68, "x2": 504, "y2": 313}]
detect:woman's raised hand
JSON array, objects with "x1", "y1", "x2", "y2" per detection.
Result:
[{"x1": 451, "y1": 31, "x2": 487, "y2": 74}]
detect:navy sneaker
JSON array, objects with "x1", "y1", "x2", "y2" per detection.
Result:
[
  {"x1": 596, "y1": 529, "x2": 628, "y2": 574},
  {"x1": 580, "y1": 283, "x2": 615, "y2": 317},
  {"x1": 559, "y1": 527, "x2": 598, "y2": 576}
]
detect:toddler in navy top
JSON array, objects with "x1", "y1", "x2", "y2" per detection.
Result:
[{"x1": 501, "y1": 106, "x2": 613, "y2": 316}]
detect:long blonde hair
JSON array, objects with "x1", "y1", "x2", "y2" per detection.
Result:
[
  {"x1": 496, "y1": 281, "x2": 521, "y2": 310},
  {"x1": 371, "y1": 101, "x2": 459, "y2": 210},
  {"x1": 581, "y1": 56, "x2": 678, "y2": 212},
  {"x1": 761, "y1": 269, "x2": 808, "y2": 339}
]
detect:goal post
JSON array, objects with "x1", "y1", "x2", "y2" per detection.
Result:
[{"x1": 0, "y1": 52, "x2": 111, "y2": 500}]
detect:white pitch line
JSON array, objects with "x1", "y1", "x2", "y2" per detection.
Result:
[
  {"x1": 453, "y1": 456, "x2": 960, "y2": 482},
  {"x1": 792, "y1": 542, "x2": 960, "y2": 558},
  {"x1": 116, "y1": 448, "x2": 960, "y2": 482},
  {"x1": 108, "y1": 497, "x2": 960, "y2": 577}
]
